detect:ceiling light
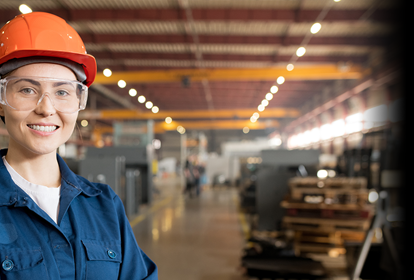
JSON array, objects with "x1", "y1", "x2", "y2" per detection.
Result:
[
  {"x1": 177, "y1": 126, "x2": 186, "y2": 134},
  {"x1": 296, "y1": 47, "x2": 306, "y2": 57},
  {"x1": 320, "y1": 124, "x2": 332, "y2": 140},
  {"x1": 151, "y1": 106, "x2": 159, "y2": 113},
  {"x1": 277, "y1": 76, "x2": 285, "y2": 85},
  {"x1": 103, "y1": 68, "x2": 112, "y2": 77},
  {"x1": 265, "y1": 93, "x2": 273, "y2": 100},
  {"x1": 243, "y1": 127, "x2": 250, "y2": 134},
  {"x1": 346, "y1": 112, "x2": 363, "y2": 123},
  {"x1": 165, "y1": 117, "x2": 172, "y2": 124},
  {"x1": 145, "y1": 101, "x2": 153, "y2": 109},
  {"x1": 250, "y1": 116, "x2": 257, "y2": 123},
  {"x1": 332, "y1": 119, "x2": 345, "y2": 137},
  {"x1": 334, "y1": 0, "x2": 341, "y2": 2},
  {"x1": 19, "y1": 4, "x2": 32, "y2": 14},
  {"x1": 258, "y1": 104, "x2": 265, "y2": 112},
  {"x1": 129, "y1": 88, "x2": 137, "y2": 97},
  {"x1": 138, "y1": 95, "x2": 146, "y2": 103},
  {"x1": 310, "y1": 23, "x2": 322, "y2": 34},
  {"x1": 261, "y1": 99, "x2": 269, "y2": 107},
  {"x1": 311, "y1": 127, "x2": 320, "y2": 143},
  {"x1": 287, "y1": 64, "x2": 294, "y2": 71},
  {"x1": 96, "y1": 139, "x2": 104, "y2": 148},
  {"x1": 253, "y1": 112, "x2": 260, "y2": 119},
  {"x1": 152, "y1": 139, "x2": 161, "y2": 149},
  {"x1": 80, "y1": 120, "x2": 88, "y2": 127},
  {"x1": 270, "y1": 85, "x2": 278, "y2": 94},
  {"x1": 118, "y1": 80, "x2": 126, "y2": 88}
]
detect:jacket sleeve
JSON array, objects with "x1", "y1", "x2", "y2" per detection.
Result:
[{"x1": 113, "y1": 194, "x2": 158, "y2": 280}]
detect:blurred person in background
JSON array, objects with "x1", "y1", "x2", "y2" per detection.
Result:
[
  {"x1": 0, "y1": 12, "x2": 157, "y2": 279},
  {"x1": 198, "y1": 161, "x2": 207, "y2": 192},
  {"x1": 183, "y1": 157, "x2": 197, "y2": 197},
  {"x1": 193, "y1": 157, "x2": 205, "y2": 196}
]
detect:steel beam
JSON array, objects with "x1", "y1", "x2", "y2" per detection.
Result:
[
  {"x1": 82, "y1": 33, "x2": 387, "y2": 46},
  {"x1": 0, "y1": 8, "x2": 395, "y2": 23},
  {"x1": 283, "y1": 68, "x2": 399, "y2": 132},
  {"x1": 157, "y1": 119, "x2": 279, "y2": 131},
  {"x1": 78, "y1": 107, "x2": 300, "y2": 120},
  {"x1": 90, "y1": 84, "x2": 139, "y2": 109},
  {"x1": 94, "y1": 64, "x2": 366, "y2": 84}
]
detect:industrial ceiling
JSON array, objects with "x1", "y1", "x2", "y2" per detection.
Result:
[{"x1": 0, "y1": 0, "x2": 402, "y2": 138}]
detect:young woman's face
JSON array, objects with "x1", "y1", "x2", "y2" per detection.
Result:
[{"x1": 0, "y1": 63, "x2": 79, "y2": 156}]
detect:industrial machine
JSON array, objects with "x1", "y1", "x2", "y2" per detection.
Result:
[
  {"x1": 256, "y1": 149, "x2": 320, "y2": 231},
  {"x1": 79, "y1": 146, "x2": 154, "y2": 218}
]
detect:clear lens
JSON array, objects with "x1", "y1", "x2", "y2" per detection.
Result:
[{"x1": 0, "y1": 76, "x2": 88, "y2": 113}]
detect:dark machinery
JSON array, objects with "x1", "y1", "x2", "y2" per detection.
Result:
[
  {"x1": 346, "y1": 128, "x2": 405, "y2": 280},
  {"x1": 255, "y1": 149, "x2": 320, "y2": 231},
  {"x1": 239, "y1": 158, "x2": 260, "y2": 214},
  {"x1": 79, "y1": 146, "x2": 154, "y2": 218},
  {"x1": 239, "y1": 149, "x2": 324, "y2": 279},
  {"x1": 241, "y1": 227, "x2": 328, "y2": 279}
]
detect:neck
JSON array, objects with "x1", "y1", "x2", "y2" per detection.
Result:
[{"x1": 5, "y1": 143, "x2": 61, "y2": 188}]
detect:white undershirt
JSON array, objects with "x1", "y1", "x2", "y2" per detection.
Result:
[{"x1": 2, "y1": 156, "x2": 61, "y2": 224}]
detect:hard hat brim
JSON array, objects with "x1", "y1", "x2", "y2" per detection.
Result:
[{"x1": 0, "y1": 49, "x2": 96, "y2": 87}]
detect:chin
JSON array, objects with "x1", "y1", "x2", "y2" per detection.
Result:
[
  {"x1": 14, "y1": 137, "x2": 67, "y2": 157},
  {"x1": 24, "y1": 144, "x2": 59, "y2": 156}
]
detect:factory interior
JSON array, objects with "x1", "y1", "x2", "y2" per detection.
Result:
[{"x1": 0, "y1": 0, "x2": 410, "y2": 279}]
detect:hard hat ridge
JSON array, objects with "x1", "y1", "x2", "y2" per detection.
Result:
[{"x1": 0, "y1": 12, "x2": 96, "y2": 87}]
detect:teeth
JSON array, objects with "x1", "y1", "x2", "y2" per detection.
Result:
[{"x1": 28, "y1": 125, "x2": 57, "y2": 132}]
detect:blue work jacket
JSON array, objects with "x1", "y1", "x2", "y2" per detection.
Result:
[{"x1": 0, "y1": 149, "x2": 158, "y2": 280}]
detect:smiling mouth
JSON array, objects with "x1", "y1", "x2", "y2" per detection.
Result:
[{"x1": 27, "y1": 125, "x2": 59, "y2": 132}]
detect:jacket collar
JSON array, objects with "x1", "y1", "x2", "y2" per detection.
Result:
[{"x1": 0, "y1": 149, "x2": 101, "y2": 206}]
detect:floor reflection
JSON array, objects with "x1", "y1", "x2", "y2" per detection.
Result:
[{"x1": 131, "y1": 177, "x2": 245, "y2": 280}]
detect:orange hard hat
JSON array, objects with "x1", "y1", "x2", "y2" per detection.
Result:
[{"x1": 0, "y1": 12, "x2": 96, "y2": 87}]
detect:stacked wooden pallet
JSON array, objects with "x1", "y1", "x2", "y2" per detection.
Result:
[{"x1": 281, "y1": 176, "x2": 375, "y2": 257}]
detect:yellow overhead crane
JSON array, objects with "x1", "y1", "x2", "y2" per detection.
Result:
[
  {"x1": 85, "y1": 63, "x2": 368, "y2": 146},
  {"x1": 160, "y1": 119, "x2": 280, "y2": 131},
  {"x1": 94, "y1": 64, "x2": 367, "y2": 84},
  {"x1": 83, "y1": 109, "x2": 289, "y2": 146},
  {"x1": 78, "y1": 107, "x2": 300, "y2": 120}
]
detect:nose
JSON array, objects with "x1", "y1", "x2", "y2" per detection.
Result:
[{"x1": 34, "y1": 93, "x2": 57, "y2": 116}]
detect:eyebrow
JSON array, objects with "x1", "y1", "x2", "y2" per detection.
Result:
[
  {"x1": 11, "y1": 78, "x2": 41, "y2": 86},
  {"x1": 10, "y1": 79, "x2": 76, "y2": 89},
  {"x1": 53, "y1": 81, "x2": 75, "y2": 89}
]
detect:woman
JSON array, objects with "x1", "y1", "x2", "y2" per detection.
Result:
[{"x1": 0, "y1": 12, "x2": 158, "y2": 279}]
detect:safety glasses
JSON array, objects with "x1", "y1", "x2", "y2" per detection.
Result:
[{"x1": 0, "y1": 76, "x2": 88, "y2": 114}]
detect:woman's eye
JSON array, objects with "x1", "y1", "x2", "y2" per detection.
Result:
[
  {"x1": 21, "y1": 88, "x2": 35, "y2": 95},
  {"x1": 56, "y1": 90, "x2": 69, "y2": 96}
]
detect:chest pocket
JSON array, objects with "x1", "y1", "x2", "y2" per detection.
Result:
[
  {"x1": 82, "y1": 240, "x2": 122, "y2": 280},
  {"x1": 0, "y1": 247, "x2": 48, "y2": 280}
]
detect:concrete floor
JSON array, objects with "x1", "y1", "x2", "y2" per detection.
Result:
[
  {"x1": 129, "y1": 176, "x2": 350, "y2": 280},
  {"x1": 131, "y1": 176, "x2": 246, "y2": 280}
]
